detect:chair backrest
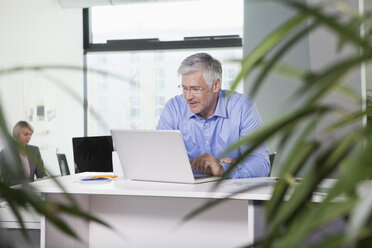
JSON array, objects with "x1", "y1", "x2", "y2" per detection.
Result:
[
  {"x1": 56, "y1": 153, "x2": 70, "y2": 176},
  {"x1": 72, "y1": 136, "x2": 113, "y2": 173},
  {"x1": 269, "y1": 152, "x2": 276, "y2": 177}
]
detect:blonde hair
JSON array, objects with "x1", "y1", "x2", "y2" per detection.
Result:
[{"x1": 13, "y1": 121, "x2": 34, "y2": 140}]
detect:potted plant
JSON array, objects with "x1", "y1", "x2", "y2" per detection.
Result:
[{"x1": 186, "y1": 0, "x2": 372, "y2": 247}]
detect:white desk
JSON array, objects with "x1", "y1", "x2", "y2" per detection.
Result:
[
  {"x1": 30, "y1": 173, "x2": 334, "y2": 248},
  {"x1": 0, "y1": 198, "x2": 41, "y2": 248},
  {"x1": 0, "y1": 201, "x2": 40, "y2": 229}
]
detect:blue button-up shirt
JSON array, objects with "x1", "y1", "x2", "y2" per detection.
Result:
[{"x1": 157, "y1": 90, "x2": 270, "y2": 179}]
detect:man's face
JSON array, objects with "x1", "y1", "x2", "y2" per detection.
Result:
[
  {"x1": 17, "y1": 127, "x2": 33, "y2": 146},
  {"x1": 181, "y1": 70, "x2": 220, "y2": 118}
]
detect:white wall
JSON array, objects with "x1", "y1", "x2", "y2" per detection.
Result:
[
  {"x1": 308, "y1": 0, "x2": 362, "y2": 139},
  {"x1": 243, "y1": 0, "x2": 312, "y2": 176},
  {"x1": 364, "y1": 0, "x2": 372, "y2": 96},
  {"x1": 0, "y1": 0, "x2": 84, "y2": 175},
  {"x1": 243, "y1": 0, "x2": 363, "y2": 176}
]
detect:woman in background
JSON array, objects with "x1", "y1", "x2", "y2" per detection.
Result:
[{"x1": 0, "y1": 121, "x2": 45, "y2": 185}]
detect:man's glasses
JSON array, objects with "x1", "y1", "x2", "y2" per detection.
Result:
[{"x1": 178, "y1": 84, "x2": 206, "y2": 95}]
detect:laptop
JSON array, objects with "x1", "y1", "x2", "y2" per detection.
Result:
[{"x1": 110, "y1": 129, "x2": 221, "y2": 184}]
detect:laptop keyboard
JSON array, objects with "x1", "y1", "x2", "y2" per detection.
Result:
[{"x1": 193, "y1": 173, "x2": 214, "y2": 179}]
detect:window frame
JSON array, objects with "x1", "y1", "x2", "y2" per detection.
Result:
[
  {"x1": 82, "y1": 8, "x2": 242, "y2": 52},
  {"x1": 82, "y1": 6, "x2": 243, "y2": 135}
]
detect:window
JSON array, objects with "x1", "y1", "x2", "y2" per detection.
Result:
[
  {"x1": 130, "y1": 71, "x2": 140, "y2": 90},
  {"x1": 87, "y1": 49, "x2": 243, "y2": 134},
  {"x1": 130, "y1": 96, "x2": 140, "y2": 118},
  {"x1": 84, "y1": 1, "x2": 244, "y2": 136},
  {"x1": 155, "y1": 69, "x2": 165, "y2": 90},
  {"x1": 155, "y1": 96, "x2": 166, "y2": 117},
  {"x1": 89, "y1": 0, "x2": 243, "y2": 46}
]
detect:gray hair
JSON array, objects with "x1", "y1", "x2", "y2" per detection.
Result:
[
  {"x1": 13, "y1": 121, "x2": 33, "y2": 140},
  {"x1": 177, "y1": 53, "x2": 222, "y2": 87}
]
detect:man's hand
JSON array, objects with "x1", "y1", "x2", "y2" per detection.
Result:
[
  {"x1": 190, "y1": 153, "x2": 224, "y2": 176},
  {"x1": 218, "y1": 157, "x2": 236, "y2": 164}
]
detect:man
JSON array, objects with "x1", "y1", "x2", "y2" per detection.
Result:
[{"x1": 157, "y1": 53, "x2": 270, "y2": 178}]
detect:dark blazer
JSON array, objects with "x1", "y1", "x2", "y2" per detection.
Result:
[
  {"x1": 24, "y1": 145, "x2": 45, "y2": 181},
  {"x1": 0, "y1": 145, "x2": 45, "y2": 185}
]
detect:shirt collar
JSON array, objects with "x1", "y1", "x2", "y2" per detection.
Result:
[{"x1": 186, "y1": 90, "x2": 228, "y2": 119}]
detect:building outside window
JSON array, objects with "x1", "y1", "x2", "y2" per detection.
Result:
[{"x1": 86, "y1": 0, "x2": 243, "y2": 135}]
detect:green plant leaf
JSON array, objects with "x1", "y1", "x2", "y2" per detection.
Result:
[
  {"x1": 249, "y1": 21, "x2": 319, "y2": 97},
  {"x1": 286, "y1": 1, "x2": 369, "y2": 49},
  {"x1": 268, "y1": 128, "x2": 362, "y2": 245},
  {"x1": 275, "y1": 199, "x2": 356, "y2": 248},
  {"x1": 229, "y1": 12, "x2": 309, "y2": 94},
  {"x1": 223, "y1": 105, "x2": 330, "y2": 160},
  {"x1": 325, "y1": 107, "x2": 372, "y2": 133},
  {"x1": 345, "y1": 181, "x2": 372, "y2": 246}
]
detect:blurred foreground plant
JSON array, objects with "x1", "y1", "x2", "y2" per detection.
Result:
[
  {"x1": 186, "y1": 0, "x2": 372, "y2": 247},
  {"x1": 0, "y1": 65, "x2": 130, "y2": 246}
]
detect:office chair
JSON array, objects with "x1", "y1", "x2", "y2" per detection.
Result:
[
  {"x1": 72, "y1": 136, "x2": 113, "y2": 173},
  {"x1": 56, "y1": 153, "x2": 71, "y2": 176},
  {"x1": 269, "y1": 152, "x2": 276, "y2": 177}
]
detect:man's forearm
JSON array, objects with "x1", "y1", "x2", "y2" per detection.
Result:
[{"x1": 221, "y1": 154, "x2": 270, "y2": 179}]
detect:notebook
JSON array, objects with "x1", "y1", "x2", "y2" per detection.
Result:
[{"x1": 110, "y1": 129, "x2": 221, "y2": 184}]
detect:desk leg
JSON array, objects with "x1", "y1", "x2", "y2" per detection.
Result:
[
  {"x1": 40, "y1": 193, "x2": 90, "y2": 248},
  {"x1": 40, "y1": 193, "x2": 45, "y2": 248},
  {"x1": 40, "y1": 214, "x2": 45, "y2": 248},
  {"x1": 247, "y1": 200, "x2": 255, "y2": 245},
  {"x1": 247, "y1": 200, "x2": 266, "y2": 246}
]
